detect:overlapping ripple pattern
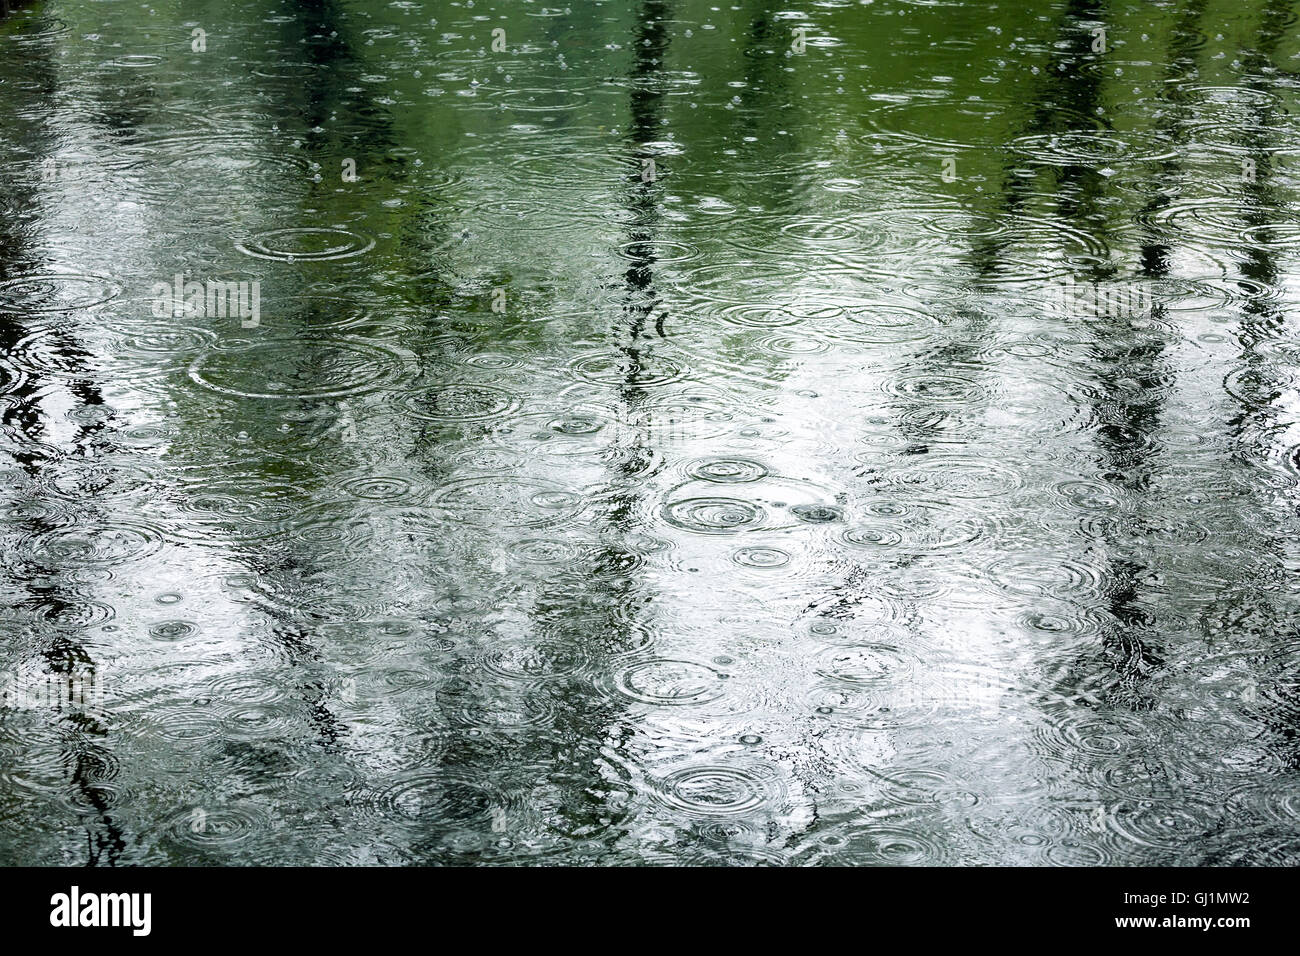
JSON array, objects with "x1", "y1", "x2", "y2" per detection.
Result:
[{"x1": 1, "y1": 0, "x2": 1298, "y2": 865}]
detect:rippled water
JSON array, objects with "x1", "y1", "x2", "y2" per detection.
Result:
[{"x1": 2, "y1": 0, "x2": 1299, "y2": 866}]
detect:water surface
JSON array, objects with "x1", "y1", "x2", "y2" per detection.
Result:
[{"x1": 2, "y1": 0, "x2": 1299, "y2": 865}]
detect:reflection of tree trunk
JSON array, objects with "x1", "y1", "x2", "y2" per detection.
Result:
[
  {"x1": 410, "y1": 1, "x2": 679, "y2": 860},
  {"x1": 896, "y1": 0, "x2": 1171, "y2": 700},
  {"x1": 612, "y1": 0, "x2": 672, "y2": 600},
  {"x1": 892, "y1": 3, "x2": 1116, "y2": 473},
  {"x1": 610, "y1": 0, "x2": 671, "y2": 490},
  {"x1": 1216, "y1": 0, "x2": 1300, "y2": 772},
  {"x1": 623, "y1": 0, "x2": 670, "y2": 350},
  {"x1": 0, "y1": 23, "x2": 124, "y2": 864},
  {"x1": 1045, "y1": 0, "x2": 1297, "y2": 730},
  {"x1": 1065, "y1": 0, "x2": 1224, "y2": 709},
  {"x1": 524, "y1": 0, "x2": 678, "y2": 852},
  {"x1": 1023, "y1": 0, "x2": 1177, "y2": 709},
  {"x1": 962, "y1": 0, "x2": 1115, "y2": 278}
]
